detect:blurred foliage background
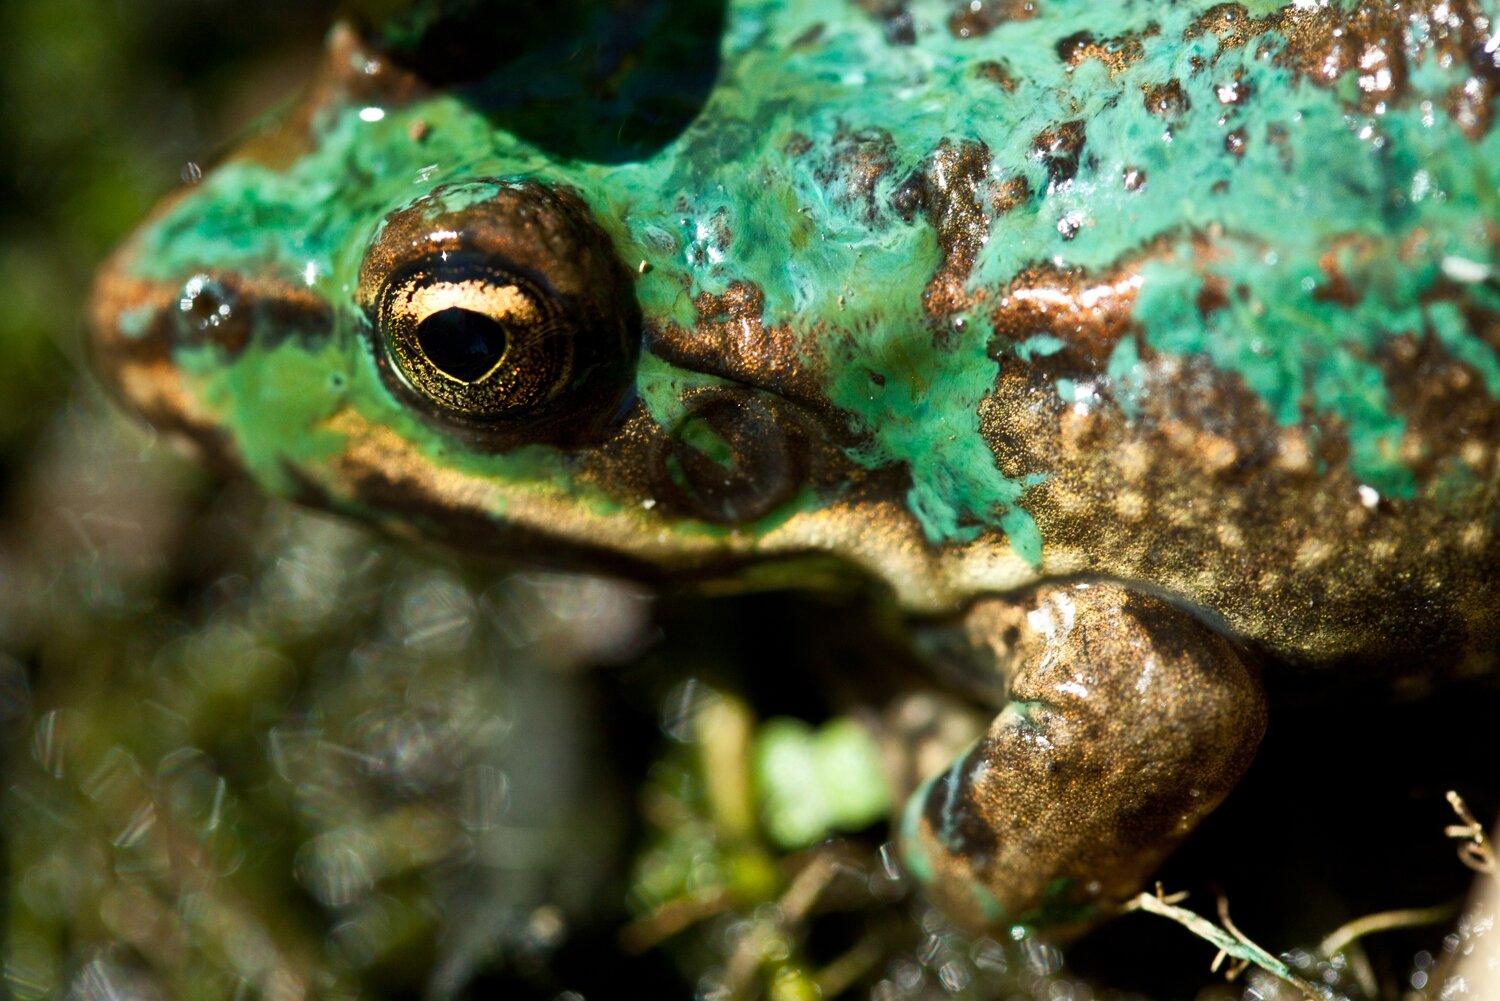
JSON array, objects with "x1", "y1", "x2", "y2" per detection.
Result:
[
  {"x1": 0, "y1": 0, "x2": 339, "y2": 453},
  {"x1": 2, "y1": 2, "x2": 1500, "y2": 1000}
]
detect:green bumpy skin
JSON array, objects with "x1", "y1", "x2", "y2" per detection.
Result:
[{"x1": 91, "y1": 0, "x2": 1500, "y2": 934}]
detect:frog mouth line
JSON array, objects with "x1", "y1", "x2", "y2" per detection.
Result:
[{"x1": 313, "y1": 406, "x2": 1053, "y2": 611}]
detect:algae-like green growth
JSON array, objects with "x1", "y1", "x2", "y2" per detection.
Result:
[{"x1": 118, "y1": 0, "x2": 1500, "y2": 554}]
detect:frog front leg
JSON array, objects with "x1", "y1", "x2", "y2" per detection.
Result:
[{"x1": 903, "y1": 582, "x2": 1267, "y2": 933}]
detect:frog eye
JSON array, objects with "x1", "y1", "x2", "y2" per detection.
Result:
[
  {"x1": 375, "y1": 252, "x2": 574, "y2": 419},
  {"x1": 360, "y1": 180, "x2": 637, "y2": 428}
]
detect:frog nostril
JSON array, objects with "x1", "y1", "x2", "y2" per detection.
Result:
[
  {"x1": 175, "y1": 274, "x2": 251, "y2": 355},
  {"x1": 415, "y1": 307, "x2": 510, "y2": 383}
]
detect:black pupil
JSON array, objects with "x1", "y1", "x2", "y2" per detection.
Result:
[{"x1": 416, "y1": 307, "x2": 510, "y2": 382}]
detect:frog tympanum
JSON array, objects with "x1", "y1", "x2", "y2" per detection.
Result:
[{"x1": 90, "y1": 0, "x2": 1500, "y2": 934}]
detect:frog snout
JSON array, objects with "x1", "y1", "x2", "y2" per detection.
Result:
[{"x1": 88, "y1": 234, "x2": 333, "y2": 457}]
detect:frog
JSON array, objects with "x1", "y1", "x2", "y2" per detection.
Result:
[{"x1": 88, "y1": 0, "x2": 1500, "y2": 935}]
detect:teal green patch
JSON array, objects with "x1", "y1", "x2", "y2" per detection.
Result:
[
  {"x1": 177, "y1": 338, "x2": 353, "y2": 495},
  {"x1": 1014, "y1": 335, "x2": 1067, "y2": 363},
  {"x1": 1105, "y1": 338, "x2": 1144, "y2": 417},
  {"x1": 427, "y1": 179, "x2": 507, "y2": 214},
  {"x1": 826, "y1": 313, "x2": 1044, "y2": 552},
  {"x1": 635, "y1": 351, "x2": 732, "y2": 430},
  {"x1": 898, "y1": 775, "x2": 937, "y2": 887}
]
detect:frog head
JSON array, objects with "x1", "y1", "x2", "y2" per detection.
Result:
[{"x1": 88, "y1": 17, "x2": 1041, "y2": 605}]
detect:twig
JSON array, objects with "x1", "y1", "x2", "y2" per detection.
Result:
[
  {"x1": 1125, "y1": 886, "x2": 1323, "y2": 1000},
  {"x1": 618, "y1": 889, "x2": 733, "y2": 954},
  {"x1": 1318, "y1": 903, "x2": 1460, "y2": 958},
  {"x1": 814, "y1": 937, "x2": 886, "y2": 999},
  {"x1": 723, "y1": 853, "x2": 843, "y2": 1000},
  {"x1": 1445, "y1": 790, "x2": 1496, "y2": 875}
]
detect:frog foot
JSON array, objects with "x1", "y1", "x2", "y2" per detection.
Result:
[{"x1": 902, "y1": 582, "x2": 1267, "y2": 934}]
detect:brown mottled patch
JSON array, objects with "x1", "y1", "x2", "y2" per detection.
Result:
[
  {"x1": 1123, "y1": 166, "x2": 1147, "y2": 191},
  {"x1": 1184, "y1": 3, "x2": 1271, "y2": 52},
  {"x1": 1276, "y1": 3, "x2": 1408, "y2": 112},
  {"x1": 948, "y1": 0, "x2": 1039, "y2": 40},
  {"x1": 987, "y1": 257, "x2": 1149, "y2": 368},
  {"x1": 814, "y1": 128, "x2": 898, "y2": 224},
  {"x1": 851, "y1": 0, "x2": 916, "y2": 44},
  {"x1": 1214, "y1": 73, "x2": 1253, "y2": 106},
  {"x1": 1377, "y1": 315, "x2": 1500, "y2": 489},
  {"x1": 781, "y1": 132, "x2": 814, "y2": 156},
  {"x1": 1142, "y1": 78, "x2": 1191, "y2": 117},
  {"x1": 1055, "y1": 26, "x2": 1152, "y2": 75},
  {"x1": 1195, "y1": 274, "x2": 1229, "y2": 319},
  {"x1": 645, "y1": 282, "x2": 827, "y2": 405},
  {"x1": 890, "y1": 140, "x2": 994, "y2": 318},
  {"x1": 791, "y1": 22, "x2": 825, "y2": 47},
  {"x1": 1223, "y1": 127, "x2": 1248, "y2": 157},
  {"x1": 977, "y1": 296, "x2": 1500, "y2": 672},
  {"x1": 1030, "y1": 120, "x2": 1087, "y2": 189},
  {"x1": 974, "y1": 60, "x2": 1019, "y2": 91},
  {"x1": 1188, "y1": 0, "x2": 1499, "y2": 127},
  {"x1": 1312, "y1": 241, "x2": 1367, "y2": 307},
  {"x1": 991, "y1": 175, "x2": 1032, "y2": 213}
]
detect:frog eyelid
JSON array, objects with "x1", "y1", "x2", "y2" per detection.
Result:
[{"x1": 357, "y1": 179, "x2": 639, "y2": 433}]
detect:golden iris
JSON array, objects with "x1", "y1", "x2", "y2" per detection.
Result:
[{"x1": 376, "y1": 253, "x2": 575, "y2": 419}]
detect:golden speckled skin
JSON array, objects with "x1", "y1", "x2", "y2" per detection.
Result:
[{"x1": 985, "y1": 333, "x2": 1500, "y2": 675}]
